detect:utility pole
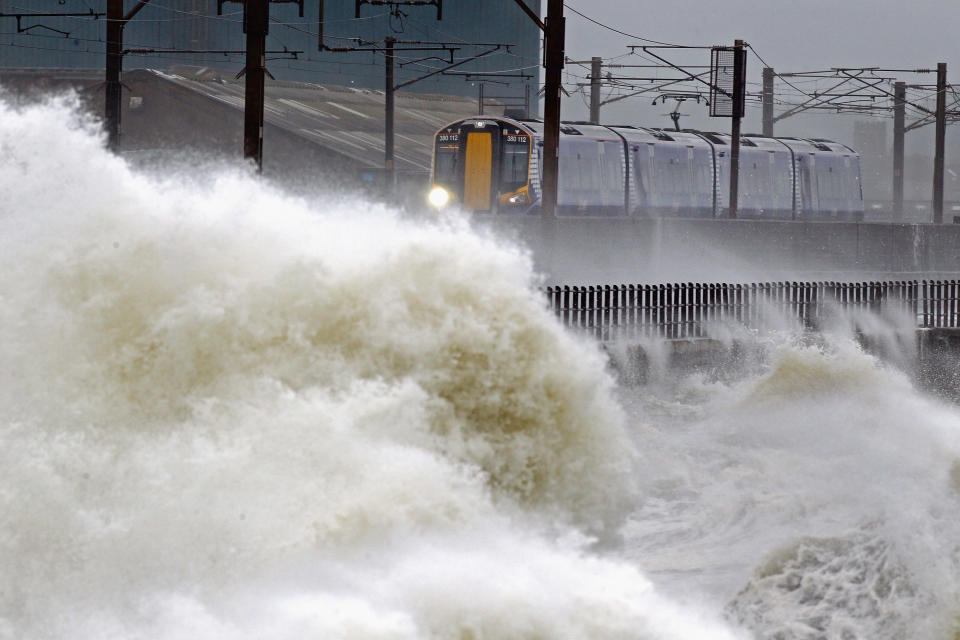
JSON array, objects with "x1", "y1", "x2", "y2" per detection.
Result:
[
  {"x1": 385, "y1": 36, "x2": 396, "y2": 185},
  {"x1": 729, "y1": 39, "x2": 746, "y2": 219},
  {"x1": 933, "y1": 61, "x2": 947, "y2": 223},
  {"x1": 508, "y1": 0, "x2": 558, "y2": 215},
  {"x1": 330, "y1": 37, "x2": 506, "y2": 200},
  {"x1": 243, "y1": 0, "x2": 269, "y2": 171},
  {"x1": 104, "y1": 0, "x2": 153, "y2": 152},
  {"x1": 478, "y1": 82, "x2": 484, "y2": 115},
  {"x1": 589, "y1": 56, "x2": 601, "y2": 124},
  {"x1": 893, "y1": 81, "x2": 905, "y2": 221},
  {"x1": 541, "y1": 0, "x2": 564, "y2": 217},
  {"x1": 762, "y1": 66, "x2": 774, "y2": 136},
  {"x1": 105, "y1": 0, "x2": 123, "y2": 152}
]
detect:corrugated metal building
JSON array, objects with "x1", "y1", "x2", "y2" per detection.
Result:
[{"x1": 0, "y1": 0, "x2": 539, "y2": 112}]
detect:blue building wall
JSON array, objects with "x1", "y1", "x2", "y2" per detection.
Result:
[{"x1": 0, "y1": 1, "x2": 539, "y2": 107}]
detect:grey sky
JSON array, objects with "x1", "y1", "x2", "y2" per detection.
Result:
[{"x1": 554, "y1": 0, "x2": 959, "y2": 147}]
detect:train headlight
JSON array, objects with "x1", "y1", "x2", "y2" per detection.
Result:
[
  {"x1": 428, "y1": 186, "x2": 450, "y2": 208},
  {"x1": 508, "y1": 193, "x2": 528, "y2": 204}
]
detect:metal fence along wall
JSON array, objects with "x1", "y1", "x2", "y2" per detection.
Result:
[{"x1": 545, "y1": 280, "x2": 960, "y2": 341}]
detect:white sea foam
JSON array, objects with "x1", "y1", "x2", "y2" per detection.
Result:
[
  {"x1": 621, "y1": 337, "x2": 960, "y2": 638},
  {"x1": 0, "y1": 95, "x2": 745, "y2": 639}
]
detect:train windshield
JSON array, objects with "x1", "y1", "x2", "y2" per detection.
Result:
[
  {"x1": 434, "y1": 132, "x2": 460, "y2": 189},
  {"x1": 500, "y1": 133, "x2": 530, "y2": 192}
]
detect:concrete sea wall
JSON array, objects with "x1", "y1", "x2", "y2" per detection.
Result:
[{"x1": 474, "y1": 216, "x2": 960, "y2": 284}]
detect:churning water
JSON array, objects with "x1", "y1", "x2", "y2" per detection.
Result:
[{"x1": 2, "y1": 96, "x2": 960, "y2": 640}]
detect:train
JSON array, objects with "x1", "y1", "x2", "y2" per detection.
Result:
[{"x1": 428, "y1": 116, "x2": 864, "y2": 220}]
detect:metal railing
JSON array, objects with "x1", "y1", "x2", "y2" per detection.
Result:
[{"x1": 545, "y1": 280, "x2": 960, "y2": 341}]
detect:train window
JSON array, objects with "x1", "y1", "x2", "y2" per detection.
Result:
[
  {"x1": 633, "y1": 148, "x2": 650, "y2": 199},
  {"x1": 579, "y1": 153, "x2": 600, "y2": 190},
  {"x1": 602, "y1": 147, "x2": 621, "y2": 189},
  {"x1": 434, "y1": 136, "x2": 460, "y2": 189},
  {"x1": 559, "y1": 154, "x2": 581, "y2": 190},
  {"x1": 696, "y1": 164, "x2": 711, "y2": 196},
  {"x1": 500, "y1": 138, "x2": 530, "y2": 191}
]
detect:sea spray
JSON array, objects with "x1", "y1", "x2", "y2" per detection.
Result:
[
  {"x1": 0, "y1": 95, "x2": 744, "y2": 639},
  {"x1": 620, "y1": 338, "x2": 960, "y2": 638}
]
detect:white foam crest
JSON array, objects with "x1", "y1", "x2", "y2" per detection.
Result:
[{"x1": 0, "y1": 96, "x2": 745, "y2": 639}]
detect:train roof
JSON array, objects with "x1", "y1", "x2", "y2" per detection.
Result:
[{"x1": 435, "y1": 116, "x2": 858, "y2": 156}]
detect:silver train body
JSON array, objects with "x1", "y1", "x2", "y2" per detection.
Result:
[{"x1": 430, "y1": 116, "x2": 864, "y2": 220}]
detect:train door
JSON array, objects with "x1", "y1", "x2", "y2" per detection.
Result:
[
  {"x1": 630, "y1": 146, "x2": 648, "y2": 215},
  {"x1": 460, "y1": 125, "x2": 501, "y2": 212},
  {"x1": 799, "y1": 154, "x2": 818, "y2": 217}
]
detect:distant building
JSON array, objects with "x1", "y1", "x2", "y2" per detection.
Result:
[
  {"x1": 852, "y1": 120, "x2": 887, "y2": 158},
  {"x1": 853, "y1": 119, "x2": 890, "y2": 200},
  {"x1": 0, "y1": 0, "x2": 539, "y2": 114}
]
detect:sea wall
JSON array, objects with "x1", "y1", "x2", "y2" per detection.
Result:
[{"x1": 475, "y1": 216, "x2": 960, "y2": 284}]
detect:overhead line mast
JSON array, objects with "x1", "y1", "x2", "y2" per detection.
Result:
[
  {"x1": 105, "y1": 0, "x2": 153, "y2": 151},
  {"x1": 509, "y1": 0, "x2": 561, "y2": 217},
  {"x1": 320, "y1": 0, "x2": 512, "y2": 193},
  {"x1": 218, "y1": 0, "x2": 306, "y2": 171}
]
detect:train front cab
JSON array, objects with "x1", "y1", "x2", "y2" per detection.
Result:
[{"x1": 430, "y1": 118, "x2": 533, "y2": 213}]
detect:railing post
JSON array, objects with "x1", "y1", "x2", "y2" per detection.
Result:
[
  {"x1": 657, "y1": 284, "x2": 663, "y2": 337},
  {"x1": 662, "y1": 283, "x2": 670, "y2": 339},
  {"x1": 900, "y1": 280, "x2": 908, "y2": 320},
  {"x1": 586, "y1": 285, "x2": 594, "y2": 332},
  {"x1": 776, "y1": 281, "x2": 785, "y2": 323},
  {"x1": 706, "y1": 283, "x2": 715, "y2": 327},
  {"x1": 911, "y1": 280, "x2": 920, "y2": 322},
  {"x1": 762, "y1": 282, "x2": 772, "y2": 330},
  {"x1": 931, "y1": 281, "x2": 938, "y2": 328},
  {"x1": 672, "y1": 284, "x2": 679, "y2": 339},
  {"x1": 561, "y1": 285, "x2": 570, "y2": 327},
  {"x1": 692, "y1": 282, "x2": 699, "y2": 338},
  {"x1": 938, "y1": 280, "x2": 945, "y2": 328},
  {"x1": 642, "y1": 284, "x2": 652, "y2": 337},
  {"x1": 734, "y1": 283, "x2": 742, "y2": 326},
  {"x1": 745, "y1": 283, "x2": 753, "y2": 329},
  {"x1": 950, "y1": 280, "x2": 957, "y2": 327},
  {"x1": 620, "y1": 284, "x2": 627, "y2": 334},
  {"x1": 570, "y1": 286, "x2": 584, "y2": 329}
]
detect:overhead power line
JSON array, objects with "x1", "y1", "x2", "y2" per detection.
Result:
[{"x1": 562, "y1": 2, "x2": 698, "y2": 48}]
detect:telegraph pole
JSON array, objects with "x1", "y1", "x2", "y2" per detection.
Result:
[
  {"x1": 541, "y1": 0, "x2": 564, "y2": 217},
  {"x1": 589, "y1": 56, "x2": 601, "y2": 124},
  {"x1": 729, "y1": 39, "x2": 746, "y2": 219},
  {"x1": 385, "y1": 36, "x2": 396, "y2": 185},
  {"x1": 933, "y1": 61, "x2": 947, "y2": 223},
  {"x1": 762, "y1": 66, "x2": 774, "y2": 137},
  {"x1": 105, "y1": 0, "x2": 123, "y2": 152},
  {"x1": 104, "y1": 0, "x2": 153, "y2": 152},
  {"x1": 508, "y1": 0, "x2": 559, "y2": 215},
  {"x1": 243, "y1": 0, "x2": 269, "y2": 171},
  {"x1": 893, "y1": 81, "x2": 905, "y2": 221}
]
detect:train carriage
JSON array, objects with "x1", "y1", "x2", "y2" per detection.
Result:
[{"x1": 428, "y1": 116, "x2": 863, "y2": 221}]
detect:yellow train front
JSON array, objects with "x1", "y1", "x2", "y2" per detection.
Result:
[{"x1": 429, "y1": 117, "x2": 537, "y2": 213}]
